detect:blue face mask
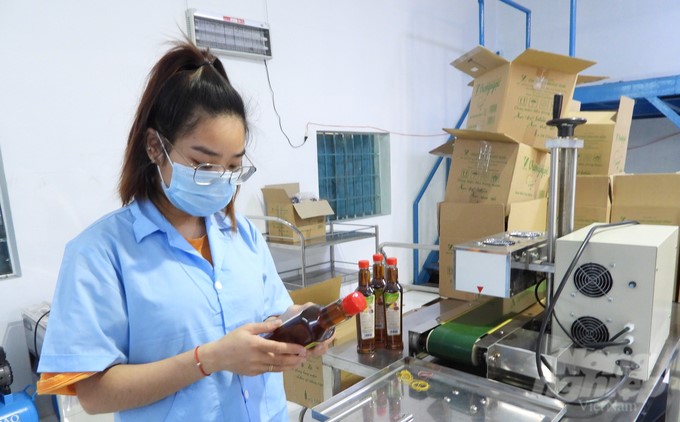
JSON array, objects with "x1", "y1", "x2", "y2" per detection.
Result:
[{"x1": 157, "y1": 163, "x2": 236, "y2": 217}]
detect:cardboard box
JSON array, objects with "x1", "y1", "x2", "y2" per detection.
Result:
[
  {"x1": 452, "y1": 46, "x2": 595, "y2": 150},
  {"x1": 610, "y1": 173, "x2": 680, "y2": 301},
  {"x1": 507, "y1": 197, "x2": 548, "y2": 232},
  {"x1": 429, "y1": 138, "x2": 454, "y2": 157},
  {"x1": 283, "y1": 277, "x2": 360, "y2": 407},
  {"x1": 443, "y1": 129, "x2": 550, "y2": 209},
  {"x1": 610, "y1": 173, "x2": 680, "y2": 226},
  {"x1": 261, "y1": 183, "x2": 334, "y2": 242},
  {"x1": 438, "y1": 198, "x2": 547, "y2": 300},
  {"x1": 574, "y1": 175, "x2": 612, "y2": 230},
  {"x1": 572, "y1": 96, "x2": 635, "y2": 175}
]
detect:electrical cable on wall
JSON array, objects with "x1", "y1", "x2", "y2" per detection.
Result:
[
  {"x1": 260, "y1": 35, "x2": 450, "y2": 150},
  {"x1": 263, "y1": 58, "x2": 451, "y2": 149},
  {"x1": 305, "y1": 122, "x2": 450, "y2": 139},
  {"x1": 263, "y1": 59, "x2": 304, "y2": 148}
]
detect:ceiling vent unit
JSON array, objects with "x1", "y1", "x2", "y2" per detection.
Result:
[{"x1": 186, "y1": 9, "x2": 272, "y2": 60}]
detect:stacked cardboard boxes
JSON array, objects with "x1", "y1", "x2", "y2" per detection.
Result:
[
  {"x1": 609, "y1": 173, "x2": 680, "y2": 301},
  {"x1": 574, "y1": 175, "x2": 612, "y2": 231},
  {"x1": 436, "y1": 46, "x2": 596, "y2": 299},
  {"x1": 571, "y1": 97, "x2": 635, "y2": 229},
  {"x1": 452, "y1": 46, "x2": 596, "y2": 150},
  {"x1": 573, "y1": 97, "x2": 635, "y2": 175}
]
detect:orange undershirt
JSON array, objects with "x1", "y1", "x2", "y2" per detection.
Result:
[{"x1": 38, "y1": 235, "x2": 212, "y2": 396}]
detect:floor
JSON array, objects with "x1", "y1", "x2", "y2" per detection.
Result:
[{"x1": 287, "y1": 284, "x2": 439, "y2": 421}]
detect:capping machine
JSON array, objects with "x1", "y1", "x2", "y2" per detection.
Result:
[{"x1": 314, "y1": 95, "x2": 680, "y2": 421}]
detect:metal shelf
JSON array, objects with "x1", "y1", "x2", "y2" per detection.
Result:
[
  {"x1": 279, "y1": 265, "x2": 357, "y2": 291},
  {"x1": 263, "y1": 228, "x2": 377, "y2": 251},
  {"x1": 574, "y1": 74, "x2": 680, "y2": 127},
  {"x1": 247, "y1": 215, "x2": 379, "y2": 289}
]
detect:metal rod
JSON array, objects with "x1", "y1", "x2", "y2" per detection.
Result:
[
  {"x1": 411, "y1": 100, "x2": 468, "y2": 284},
  {"x1": 323, "y1": 396, "x2": 373, "y2": 422},
  {"x1": 478, "y1": 0, "x2": 485, "y2": 46},
  {"x1": 499, "y1": 0, "x2": 532, "y2": 49},
  {"x1": 412, "y1": 156, "x2": 443, "y2": 282},
  {"x1": 569, "y1": 0, "x2": 577, "y2": 56},
  {"x1": 545, "y1": 149, "x2": 561, "y2": 309},
  {"x1": 558, "y1": 148, "x2": 579, "y2": 236},
  {"x1": 646, "y1": 95, "x2": 680, "y2": 128}
]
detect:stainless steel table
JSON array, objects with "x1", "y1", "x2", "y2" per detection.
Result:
[
  {"x1": 321, "y1": 301, "x2": 680, "y2": 421},
  {"x1": 322, "y1": 297, "x2": 474, "y2": 399}
]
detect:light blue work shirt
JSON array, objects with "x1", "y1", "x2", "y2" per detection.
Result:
[{"x1": 38, "y1": 199, "x2": 293, "y2": 422}]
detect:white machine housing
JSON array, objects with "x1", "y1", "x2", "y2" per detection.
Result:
[
  {"x1": 553, "y1": 223, "x2": 679, "y2": 380},
  {"x1": 455, "y1": 231, "x2": 547, "y2": 298}
]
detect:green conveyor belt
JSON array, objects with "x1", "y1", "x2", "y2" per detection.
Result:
[
  {"x1": 426, "y1": 284, "x2": 546, "y2": 365},
  {"x1": 426, "y1": 321, "x2": 494, "y2": 365}
]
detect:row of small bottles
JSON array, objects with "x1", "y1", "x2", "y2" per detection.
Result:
[
  {"x1": 355, "y1": 254, "x2": 403, "y2": 353},
  {"x1": 263, "y1": 254, "x2": 402, "y2": 353}
]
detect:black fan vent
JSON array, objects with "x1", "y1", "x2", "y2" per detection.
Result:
[
  {"x1": 571, "y1": 316, "x2": 610, "y2": 346},
  {"x1": 573, "y1": 263, "x2": 613, "y2": 298}
]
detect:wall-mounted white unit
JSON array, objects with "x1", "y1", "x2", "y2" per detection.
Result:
[
  {"x1": 553, "y1": 223, "x2": 679, "y2": 380},
  {"x1": 186, "y1": 9, "x2": 272, "y2": 60}
]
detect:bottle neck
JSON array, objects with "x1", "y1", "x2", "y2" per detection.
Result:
[
  {"x1": 358, "y1": 268, "x2": 371, "y2": 287},
  {"x1": 386, "y1": 266, "x2": 398, "y2": 283},
  {"x1": 373, "y1": 263, "x2": 385, "y2": 281},
  {"x1": 319, "y1": 299, "x2": 352, "y2": 328}
]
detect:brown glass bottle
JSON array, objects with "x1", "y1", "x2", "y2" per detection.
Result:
[
  {"x1": 384, "y1": 257, "x2": 404, "y2": 350},
  {"x1": 356, "y1": 260, "x2": 376, "y2": 354},
  {"x1": 266, "y1": 292, "x2": 366, "y2": 348},
  {"x1": 370, "y1": 253, "x2": 387, "y2": 348}
]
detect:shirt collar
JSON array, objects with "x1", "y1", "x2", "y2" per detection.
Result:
[
  {"x1": 130, "y1": 199, "x2": 234, "y2": 243},
  {"x1": 130, "y1": 199, "x2": 167, "y2": 243}
]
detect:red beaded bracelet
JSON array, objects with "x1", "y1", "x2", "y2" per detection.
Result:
[{"x1": 194, "y1": 345, "x2": 210, "y2": 377}]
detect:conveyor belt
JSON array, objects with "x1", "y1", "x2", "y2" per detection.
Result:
[{"x1": 424, "y1": 297, "x2": 517, "y2": 366}]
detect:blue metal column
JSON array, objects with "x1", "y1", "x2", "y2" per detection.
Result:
[
  {"x1": 499, "y1": 0, "x2": 532, "y2": 49},
  {"x1": 412, "y1": 102, "x2": 469, "y2": 284},
  {"x1": 569, "y1": 0, "x2": 577, "y2": 56},
  {"x1": 412, "y1": 0, "x2": 532, "y2": 284}
]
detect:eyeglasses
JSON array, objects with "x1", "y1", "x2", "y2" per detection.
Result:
[{"x1": 156, "y1": 131, "x2": 257, "y2": 186}]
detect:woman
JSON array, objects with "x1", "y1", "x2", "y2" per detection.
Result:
[{"x1": 37, "y1": 41, "x2": 329, "y2": 421}]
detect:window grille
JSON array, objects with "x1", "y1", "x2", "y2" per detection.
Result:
[{"x1": 317, "y1": 131, "x2": 390, "y2": 221}]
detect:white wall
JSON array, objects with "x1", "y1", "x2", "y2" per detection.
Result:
[{"x1": 0, "y1": 0, "x2": 474, "y2": 392}]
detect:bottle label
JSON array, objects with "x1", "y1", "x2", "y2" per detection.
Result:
[
  {"x1": 375, "y1": 292, "x2": 385, "y2": 330},
  {"x1": 304, "y1": 327, "x2": 336, "y2": 349},
  {"x1": 359, "y1": 295, "x2": 376, "y2": 340},
  {"x1": 384, "y1": 291, "x2": 401, "y2": 335}
]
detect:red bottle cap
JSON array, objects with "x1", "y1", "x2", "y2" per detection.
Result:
[
  {"x1": 341, "y1": 291, "x2": 367, "y2": 315},
  {"x1": 372, "y1": 253, "x2": 384, "y2": 262},
  {"x1": 358, "y1": 260, "x2": 370, "y2": 269},
  {"x1": 386, "y1": 257, "x2": 397, "y2": 266}
]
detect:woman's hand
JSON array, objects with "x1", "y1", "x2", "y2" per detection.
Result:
[
  {"x1": 307, "y1": 331, "x2": 336, "y2": 357},
  {"x1": 200, "y1": 320, "x2": 308, "y2": 376},
  {"x1": 275, "y1": 303, "x2": 337, "y2": 357}
]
